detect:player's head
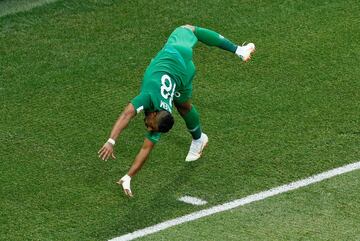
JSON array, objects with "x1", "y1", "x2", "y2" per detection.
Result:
[
  {"x1": 156, "y1": 110, "x2": 174, "y2": 132},
  {"x1": 144, "y1": 110, "x2": 174, "y2": 133}
]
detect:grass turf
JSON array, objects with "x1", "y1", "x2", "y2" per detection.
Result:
[
  {"x1": 1, "y1": 0, "x2": 360, "y2": 240},
  {"x1": 0, "y1": 0, "x2": 59, "y2": 17},
  {"x1": 140, "y1": 170, "x2": 360, "y2": 241}
]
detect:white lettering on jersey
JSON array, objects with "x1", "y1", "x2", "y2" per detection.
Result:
[
  {"x1": 160, "y1": 100, "x2": 171, "y2": 113},
  {"x1": 136, "y1": 106, "x2": 144, "y2": 113}
]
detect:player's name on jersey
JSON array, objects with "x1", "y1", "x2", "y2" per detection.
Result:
[{"x1": 160, "y1": 100, "x2": 172, "y2": 112}]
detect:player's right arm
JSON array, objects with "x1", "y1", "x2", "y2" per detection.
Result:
[{"x1": 98, "y1": 103, "x2": 136, "y2": 161}]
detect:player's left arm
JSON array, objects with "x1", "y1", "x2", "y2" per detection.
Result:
[{"x1": 117, "y1": 138, "x2": 155, "y2": 197}]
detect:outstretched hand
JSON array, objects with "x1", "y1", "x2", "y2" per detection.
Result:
[
  {"x1": 117, "y1": 175, "x2": 133, "y2": 197},
  {"x1": 98, "y1": 142, "x2": 116, "y2": 161}
]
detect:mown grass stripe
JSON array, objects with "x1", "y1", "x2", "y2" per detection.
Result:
[
  {"x1": 109, "y1": 161, "x2": 360, "y2": 241},
  {"x1": 0, "y1": 0, "x2": 59, "y2": 18}
]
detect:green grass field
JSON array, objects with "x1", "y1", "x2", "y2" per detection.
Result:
[
  {"x1": 0, "y1": 0, "x2": 59, "y2": 17},
  {"x1": 141, "y1": 171, "x2": 360, "y2": 241},
  {"x1": 1, "y1": 0, "x2": 360, "y2": 240}
]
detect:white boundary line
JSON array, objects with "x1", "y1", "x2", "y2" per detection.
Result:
[{"x1": 109, "y1": 161, "x2": 360, "y2": 241}]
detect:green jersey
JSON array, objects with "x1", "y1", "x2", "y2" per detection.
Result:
[{"x1": 130, "y1": 26, "x2": 198, "y2": 143}]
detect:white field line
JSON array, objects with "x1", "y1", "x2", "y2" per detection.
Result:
[
  {"x1": 0, "y1": 0, "x2": 59, "y2": 18},
  {"x1": 109, "y1": 161, "x2": 360, "y2": 241},
  {"x1": 178, "y1": 196, "x2": 208, "y2": 206}
]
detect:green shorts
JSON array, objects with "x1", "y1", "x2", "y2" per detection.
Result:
[
  {"x1": 166, "y1": 26, "x2": 198, "y2": 104},
  {"x1": 173, "y1": 85, "x2": 192, "y2": 104}
]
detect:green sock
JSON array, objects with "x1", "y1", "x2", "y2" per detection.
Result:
[
  {"x1": 183, "y1": 105, "x2": 202, "y2": 140},
  {"x1": 194, "y1": 26, "x2": 237, "y2": 53}
]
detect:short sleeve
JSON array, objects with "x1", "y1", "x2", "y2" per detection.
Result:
[
  {"x1": 145, "y1": 131, "x2": 161, "y2": 144},
  {"x1": 131, "y1": 93, "x2": 151, "y2": 114}
]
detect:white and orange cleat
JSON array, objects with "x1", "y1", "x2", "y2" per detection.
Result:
[
  {"x1": 185, "y1": 133, "x2": 208, "y2": 162},
  {"x1": 235, "y1": 42, "x2": 256, "y2": 62}
]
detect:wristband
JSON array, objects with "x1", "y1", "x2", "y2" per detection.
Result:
[
  {"x1": 121, "y1": 174, "x2": 131, "y2": 182},
  {"x1": 107, "y1": 138, "x2": 116, "y2": 145}
]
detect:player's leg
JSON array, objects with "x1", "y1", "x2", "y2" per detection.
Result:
[
  {"x1": 165, "y1": 25, "x2": 198, "y2": 63},
  {"x1": 174, "y1": 90, "x2": 208, "y2": 162},
  {"x1": 175, "y1": 100, "x2": 202, "y2": 140},
  {"x1": 183, "y1": 24, "x2": 255, "y2": 62}
]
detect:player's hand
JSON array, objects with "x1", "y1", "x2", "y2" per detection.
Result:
[
  {"x1": 98, "y1": 142, "x2": 116, "y2": 161},
  {"x1": 117, "y1": 175, "x2": 133, "y2": 197}
]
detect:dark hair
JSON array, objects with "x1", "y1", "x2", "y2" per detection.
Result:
[{"x1": 157, "y1": 110, "x2": 174, "y2": 133}]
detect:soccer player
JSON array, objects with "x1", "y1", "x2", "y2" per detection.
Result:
[{"x1": 98, "y1": 25, "x2": 255, "y2": 197}]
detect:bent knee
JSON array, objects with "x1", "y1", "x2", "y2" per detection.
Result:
[
  {"x1": 181, "y1": 24, "x2": 195, "y2": 32},
  {"x1": 175, "y1": 102, "x2": 192, "y2": 116}
]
